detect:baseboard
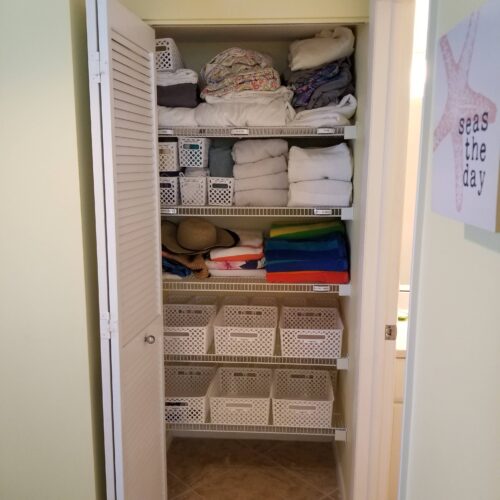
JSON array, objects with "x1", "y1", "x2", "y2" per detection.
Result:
[{"x1": 333, "y1": 442, "x2": 347, "y2": 500}]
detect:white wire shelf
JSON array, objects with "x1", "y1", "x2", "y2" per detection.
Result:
[
  {"x1": 159, "y1": 125, "x2": 356, "y2": 139},
  {"x1": 161, "y1": 206, "x2": 353, "y2": 219},
  {"x1": 165, "y1": 414, "x2": 346, "y2": 441},
  {"x1": 163, "y1": 276, "x2": 351, "y2": 296},
  {"x1": 165, "y1": 353, "x2": 349, "y2": 369}
]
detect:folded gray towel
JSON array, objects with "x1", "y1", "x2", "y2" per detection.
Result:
[{"x1": 208, "y1": 139, "x2": 234, "y2": 177}]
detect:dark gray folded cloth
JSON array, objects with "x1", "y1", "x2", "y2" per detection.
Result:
[
  {"x1": 157, "y1": 83, "x2": 199, "y2": 108},
  {"x1": 208, "y1": 139, "x2": 234, "y2": 178}
]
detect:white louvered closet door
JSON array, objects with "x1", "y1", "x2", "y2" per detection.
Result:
[{"x1": 86, "y1": 0, "x2": 165, "y2": 499}]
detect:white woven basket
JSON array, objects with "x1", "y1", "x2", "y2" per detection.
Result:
[
  {"x1": 159, "y1": 142, "x2": 179, "y2": 172},
  {"x1": 208, "y1": 177, "x2": 234, "y2": 206},
  {"x1": 155, "y1": 38, "x2": 183, "y2": 71},
  {"x1": 178, "y1": 137, "x2": 210, "y2": 168},
  {"x1": 272, "y1": 369, "x2": 334, "y2": 428},
  {"x1": 279, "y1": 307, "x2": 343, "y2": 359},
  {"x1": 209, "y1": 367, "x2": 272, "y2": 425},
  {"x1": 180, "y1": 176, "x2": 207, "y2": 205},
  {"x1": 163, "y1": 303, "x2": 216, "y2": 355},
  {"x1": 214, "y1": 304, "x2": 278, "y2": 357},
  {"x1": 165, "y1": 366, "x2": 216, "y2": 423},
  {"x1": 159, "y1": 176, "x2": 179, "y2": 206}
]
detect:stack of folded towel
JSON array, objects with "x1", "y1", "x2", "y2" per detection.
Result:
[
  {"x1": 157, "y1": 69, "x2": 200, "y2": 108},
  {"x1": 287, "y1": 142, "x2": 353, "y2": 207},
  {"x1": 206, "y1": 230, "x2": 266, "y2": 278},
  {"x1": 232, "y1": 139, "x2": 289, "y2": 206},
  {"x1": 284, "y1": 27, "x2": 356, "y2": 126},
  {"x1": 264, "y1": 221, "x2": 349, "y2": 284}
]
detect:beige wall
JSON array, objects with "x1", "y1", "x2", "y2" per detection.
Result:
[
  {"x1": 401, "y1": 0, "x2": 500, "y2": 499},
  {"x1": 0, "y1": 1, "x2": 104, "y2": 499}
]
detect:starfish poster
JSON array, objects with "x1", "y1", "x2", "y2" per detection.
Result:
[{"x1": 432, "y1": 0, "x2": 500, "y2": 231}]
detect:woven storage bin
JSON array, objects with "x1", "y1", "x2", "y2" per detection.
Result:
[
  {"x1": 155, "y1": 38, "x2": 183, "y2": 71},
  {"x1": 208, "y1": 367, "x2": 272, "y2": 425},
  {"x1": 180, "y1": 176, "x2": 207, "y2": 205},
  {"x1": 214, "y1": 303, "x2": 278, "y2": 357},
  {"x1": 165, "y1": 366, "x2": 216, "y2": 423},
  {"x1": 159, "y1": 142, "x2": 179, "y2": 172},
  {"x1": 272, "y1": 369, "x2": 334, "y2": 428},
  {"x1": 178, "y1": 138, "x2": 210, "y2": 168},
  {"x1": 163, "y1": 303, "x2": 216, "y2": 355},
  {"x1": 159, "y1": 175, "x2": 179, "y2": 206},
  {"x1": 279, "y1": 307, "x2": 343, "y2": 359},
  {"x1": 208, "y1": 177, "x2": 234, "y2": 206}
]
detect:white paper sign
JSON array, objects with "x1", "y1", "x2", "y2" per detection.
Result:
[{"x1": 432, "y1": 0, "x2": 500, "y2": 231}]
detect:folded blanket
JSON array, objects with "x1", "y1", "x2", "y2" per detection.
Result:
[
  {"x1": 157, "y1": 69, "x2": 198, "y2": 86},
  {"x1": 158, "y1": 106, "x2": 197, "y2": 127},
  {"x1": 232, "y1": 229, "x2": 263, "y2": 248},
  {"x1": 289, "y1": 94, "x2": 357, "y2": 127},
  {"x1": 162, "y1": 250, "x2": 209, "y2": 279},
  {"x1": 195, "y1": 102, "x2": 293, "y2": 127},
  {"x1": 157, "y1": 83, "x2": 198, "y2": 108},
  {"x1": 288, "y1": 180, "x2": 352, "y2": 207},
  {"x1": 206, "y1": 257, "x2": 266, "y2": 270},
  {"x1": 265, "y1": 232, "x2": 346, "y2": 251},
  {"x1": 235, "y1": 171, "x2": 289, "y2": 192},
  {"x1": 266, "y1": 259, "x2": 348, "y2": 272},
  {"x1": 289, "y1": 28, "x2": 355, "y2": 71},
  {"x1": 286, "y1": 58, "x2": 354, "y2": 110},
  {"x1": 269, "y1": 221, "x2": 345, "y2": 240},
  {"x1": 265, "y1": 249, "x2": 347, "y2": 262},
  {"x1": 210, "y1": 269, "x2": 267, "y2": 278},
  {"x1": 266, "y1": 270, "x2": 349, "y2": 284},
  {"x1": 234, "y1": 189, "x2": 288, "y2": 207},
  {"x1": 204, "y1": 87, "x2": 293, "y2": 104},
  {"x1": 232, "y1": 139, "x2": 289, "y2": 164},
  {"x1": 288, "y1": 143, "x2": 352, "y2": 183},
  {"x1": 209, "y1": 140, "x2": 234, "y2": 178},
  {"x1": 210, "y1": 246, "x2": 263, "y2": 262},
  {"x1": 234, "y1": 155, "x2": 287, "y2": 180}
]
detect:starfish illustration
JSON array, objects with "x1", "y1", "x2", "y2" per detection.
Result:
[{"x1": 433, "y1": 11, "x2": 497, "y2": 211}]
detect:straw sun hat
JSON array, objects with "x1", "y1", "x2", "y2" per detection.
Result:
[{"x1": 161, "y1": 218, "x2": 238, "y2": 255}]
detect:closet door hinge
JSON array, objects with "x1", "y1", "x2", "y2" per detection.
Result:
[
  {"x1": 89, "y1": 51, "x2": 104, "y2": 83},
  {"x1": 99, "y1": 312, "x2": 117, "y2": 340},
  {"x1": 385, "y1": 324, "x2": 397, "y2": 341}
]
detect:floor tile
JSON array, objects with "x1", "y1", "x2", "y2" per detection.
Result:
[
  {"x1": 167, "y1": 472, "x2": 191, "y2": 499},
  {"x1": 264, "y1": 441, "x2": 338, "y2": 495},
  {"x1": 173, "y1": 489, "x2": 205, "y2": 500},
  {"x1": 237, "y1": 439, "x2": 282, "y2": 454},
  {"x1": 190, "y1": 464, "x2": 326, "y2": 500}
]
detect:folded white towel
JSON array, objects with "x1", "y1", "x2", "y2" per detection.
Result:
[
  {"x1": 234, "y1": 189, "x2": 288, "y2": 207},
  {"x1": 158, "y1": 106, "x2": 197, "y2": 127},
  {"x1": 288, "y1": 143, "x2": 352, "y2": 183},
  {"x1": 288, "y1": 180, "x2": 352, "y2": 207},
  {"x1": 235, "y1": 172, "x2": 289, "y2": 192},
  {"x1": 290, "y1": 95, "x2": 357, "y2": 127},
  {"x1": 234, "y1": 155, "x2": 287, "y2": 180},
  {"x1": 289, "y1": 27, "x2": 355, "y2": 71},
  {"x1": 204, "y1": 87, "x2": 293, "y2": 104},
  {"x1": 232, "y1": 229, "x2": 263, "y2": 248},
  {"x1": 157, "y1": 69, "x2": 198, "y2": 86},
  {"x1": 210, "y1": 246, "x2": 263, "y2": 261},
  {"x1": 232, "y1": 139, "x2": 289, "y2": 164},
  {"x1": 209, "y1": 269, "x2": 267, "y2": 278}
]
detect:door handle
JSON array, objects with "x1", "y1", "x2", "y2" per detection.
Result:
[{"x1": 144, "y1": 335, "x2": 156, "y2": 344}]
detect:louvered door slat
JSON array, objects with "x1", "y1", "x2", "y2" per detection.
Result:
[{"x1": 86, "y1": 0, "x2": 165, "y2": 498}]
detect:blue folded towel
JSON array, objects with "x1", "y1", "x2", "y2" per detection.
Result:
[
  {"x1": 162, "y1": 258, "x2": 192, "y2": 277},
  {"x1": 266, "y1": 258, "x2": 349, "y2": 272},
  {"x1": 264, "y1": 232, "x2": 347, "y2": 252},
  {"x1": 265, "y1": 248, "x2": 347, "y2": 261}
]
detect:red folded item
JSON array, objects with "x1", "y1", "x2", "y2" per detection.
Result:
[
  {"x1": 211, "y1": 252, "x2": 264, "y2": 262},
  {"x1": 266, "y1": 270, "x2": 349, "y2": 284}
]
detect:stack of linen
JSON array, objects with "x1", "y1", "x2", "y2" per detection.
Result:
[
  {"x1": 157, "y1": 69, "x2": 199, "y2": 108},
  {"x1": 284, "y1": 27, "x2": 356, "y2": 126},
  {"x1": 287, "y1": 142, "x2": 352, "y2": 207},
  {"x1": 206, "y1": 230, "x2": 266, "y2": 278},
  {"x1": 264, "y1": 221, "x2": 349, "y2": 284},
  {"x1": 232, "y1": 139, "x2": 289, "y2": 206}
]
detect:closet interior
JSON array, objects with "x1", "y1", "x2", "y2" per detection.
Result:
[{"x1": 154, "y1": 20, "x2": 370, "y2": 496}]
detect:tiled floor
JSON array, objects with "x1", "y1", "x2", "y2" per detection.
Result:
[{"x1": 167, "y1": 438, "x2": 341, "y2": 500}]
